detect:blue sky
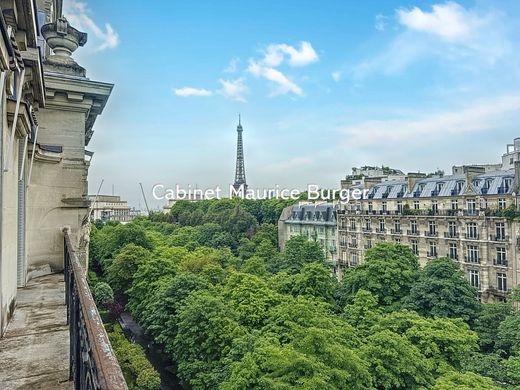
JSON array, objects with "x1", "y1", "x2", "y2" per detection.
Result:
[{"x1": 64, "y1": 0, "x2": 520, "y2": 209}]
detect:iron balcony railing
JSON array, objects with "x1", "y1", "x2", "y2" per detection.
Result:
[
  {"x1": 490, "y1": 234, "x2": 509, "y2": 242},
  {"x1": 63, "y1": 228, "x2": 127, "y2": 390}
]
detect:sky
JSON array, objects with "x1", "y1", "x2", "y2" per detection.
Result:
[{"x1": 63, "y1": 0, "x2": 520, "y2": 209}]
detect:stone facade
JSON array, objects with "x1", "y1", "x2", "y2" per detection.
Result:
[
  {"x1": 279, "y1": 202, "x2": 338, "y2": 273},
  {"x1": 88, "y1": 195, "x2": 132, "y2": 223},
  {"x1": 338, "y1": 142, "x2": 520, "y2": 302},
  {"x1": 0, "y1": 0, "x2": 112, "y2": 336}
]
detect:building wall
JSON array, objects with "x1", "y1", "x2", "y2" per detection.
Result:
[
  {"x1": 338, "y1": 194, "x2": 520, "y2": 302},
  {"x1": 26, "y1": 108, "x2": 88, "y2": 277}
]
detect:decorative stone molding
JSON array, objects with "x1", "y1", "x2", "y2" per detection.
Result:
[{"x1": 41, "y1": 17, "x2": 87, "y2": 77}]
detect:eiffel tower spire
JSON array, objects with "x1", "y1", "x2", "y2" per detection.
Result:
[{"x1": 233, "y1": 115, "x2": 247, "y2": 191}]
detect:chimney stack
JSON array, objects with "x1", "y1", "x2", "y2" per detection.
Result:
[{"x1": 407, "y1": 173, "x2": 426, "y2": 193}]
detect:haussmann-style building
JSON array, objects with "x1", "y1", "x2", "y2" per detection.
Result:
[
  {"x1": 338, "y1": 138, "x2": 520, "y2": 303},
  {"x1": 0, "y1": 1, "x2": 128, "y2": 388}
]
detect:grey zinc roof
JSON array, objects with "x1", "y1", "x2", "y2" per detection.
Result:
[
  {"x1": 365, "y1": 170, "x2": 514, "y2": 199},
  {"x1": 288, "y1": 203, "x2": 337, "y2": 224}
]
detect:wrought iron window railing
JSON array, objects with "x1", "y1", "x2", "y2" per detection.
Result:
[{"x1": 63, "y1": 228, "x2": 127, "y2": 390}]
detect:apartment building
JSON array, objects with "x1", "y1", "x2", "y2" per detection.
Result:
[
  {"x1": 338, "y1": 140, "x2": 520, "y2": 302},
  {"x1": 279, "y1": 202, "x2": 338, "y2": 273},
  {"x1": 88, "y1": 195, "x2": 132, "y2": 223}
]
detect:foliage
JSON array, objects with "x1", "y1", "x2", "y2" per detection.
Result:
[
  {"x1": 107, "y1": 244, "x2": 152, "y2": 295},
  {"x1": 404, "y1": 258, "x2": 481, "y2": 324},
  {"x1": 108, "y1": 324, "x2": 161, "y2": 390},
  {"x1": 88, "y1": 200, "x2": 515, "y2": 390},
  {"x1": 338, "y1": 243, "x2": 419, "y2": 309},
  {"x1": 92, "y1": 282, "x2": 114, "y2": 308}
]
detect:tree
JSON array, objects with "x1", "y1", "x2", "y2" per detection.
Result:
[
  {"x1": 338, "y1": 243, "x2": 419, "y2": 309},
  {"x1": 280, "y1": 235, "x2": 326, "y2": 274},
  {"x1": 291, "y1": 262, "x2": 337, "y2": 303},
  {"x1": 472, "y1": 302, "x2": 512, "y2": 352},
  {"x1": 496, "y1": 312, "x2": 520, "y2": 356},
  {"x1": 342, "y1": 290, "x2": 382, "y2": 336},
  {"x1": 173, "y1": 291, "x2": 245, "y2": 389},
  {"x1": 107, "y1": 244, "x2": 152, "y2": 295},
  {"x1": 360, "y1": 330, "x2": 434, "y2": 389},
  {"x1": 404, "y1": 258, "x2": 481, "y2": 324},
  {"x1": 432, "y1": 371, "x2": 500, "y2": 390},
  {"x1": 92, "y1": 282, "x2": 114, "y2": 308}
]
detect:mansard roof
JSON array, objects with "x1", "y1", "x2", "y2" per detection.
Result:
[
  {"x1": 287, "y1": 203, "x2": 337, "y2": 224},
  {"x1": 365, "y1": 170, "x2": 515, "y2": 200}
]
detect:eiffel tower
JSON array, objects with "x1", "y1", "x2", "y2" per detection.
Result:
[{"x1": 233, "y1": 115, "x2": 247, "y2": 192}]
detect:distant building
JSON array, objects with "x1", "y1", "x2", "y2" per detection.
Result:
[
  {"x1": 341, "y1": 166, "x2": 406, "y2": 190},
  {"x1": 338, "y1": 138, "x2": 520, "y2": 302},
  {"x1": 88, "y1": 195, "x2": 131, "y2": 223},
  {"x1": 279, "y1": 202, "x2": 338, "y2": 273},
  {"x1": 162, "y1": 192, "x2": 205, "y2": 213}
]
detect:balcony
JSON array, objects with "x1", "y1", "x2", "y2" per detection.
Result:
[
  {"x1": 407, "y1": 229, "x2": 419, "y2": 236},
  {"x1": 464, "y1": 233, "x2": 480, "y2": 240},
  {"x1": 390, "y1": 228, "x2": 402, "y2": 235},
  {"x1": 0, "y1": 229, "x2": 127, "y2": 389},
  {"x1": 348, "y1": 242, "x2": 358, "y2": 248},
  {"x1": 413, "y1": 190, "x2": 422, "y2": 197},
  {"x1": 448, "y1": 254, "x2": 459, "y2": 261},
  {"x1": 425, "y1": 231, "x2": 438, "y2": 237},
  {"x1": 364, "y1": 244, "x2": 372, "y2": 249},
  {"x1": 376, "y1": 228, "x2": 386, "y2": 234},
  {"x1": 444, "y1": 231, "x2": 459, "y2": 238},
  {"x1": 490, "y1": 234, "x2": 509, "y2": 242},
  {"x1": 427, "y1": 251, "x2": 438, "y2": 258},
  {"x1": 362, "y1": 227, "x2": 372, "y2": 233},
  {"x1": 464, "y1": 255, "x2": 481, "y2": 264},
  {"x1": 493, "y1": 259, "x2": 509, "y2": 267},
  {"x1": 497, "y1": 186, "x2": 507, "y2": 194}
]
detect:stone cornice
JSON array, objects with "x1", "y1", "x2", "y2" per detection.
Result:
[{"x1": 43, "y1": 73, "x2": 113, "y2": 145}]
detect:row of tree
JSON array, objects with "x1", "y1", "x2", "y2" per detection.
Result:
[{"x1": 88, "y1": 199, "x2": 520, "y2": 389}]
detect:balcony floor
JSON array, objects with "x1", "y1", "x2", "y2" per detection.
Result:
[{"x1": 0, "y1": 273, "x2": 73, "y2": 389}]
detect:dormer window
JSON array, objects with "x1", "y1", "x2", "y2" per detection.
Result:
[{"x1": 436, "y1": 182, "x2": 444, "y2": 192}]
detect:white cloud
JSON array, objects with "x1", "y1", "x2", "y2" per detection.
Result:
[
  {"x1": 397, "y1": 2, "x2": 481, "y2": 42},
  {"x1": 263, "y1": 41, "x2": 318, "y2": 67},
  {"x1": 341, "y1": 95, "x2": 520, "y2": 146},
  {"x1": 248, "y1": 60, "x2": 303, "y2": 96},
  {"x1": 375, "y1": 14, "x2": 388, "y2": 31},
  {"x1": 224, "y1": 57, "x2": 239, "y2": 73},
  {"x1": 174, "y1": 87, "x2": 213, "y2": 97},
  {"x1": 218, "y1": 78, "x2": 248, "y2": 102},
  {"x1": 64, "y1": 0, "x2": 119, "y2": 51},
  {"x1": 331, "y1": 71, "x2": 342, "y2": 82}
]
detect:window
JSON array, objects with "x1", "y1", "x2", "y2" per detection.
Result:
[
  {"x1": 397, "y1": 201, "x2": 403, "y2": 213},
  {"x1": 499, "y1": 198, "x2": 506, "y2": 210},
  {"x1": 467, "y1": 245, "x2": 479, "y2": 263},
  {"x1": 366, "y1": 239, "x2": 372, "y2": 249},
  {"x1": 410, "y1": 220, "x2": 417, "y2": 234},
  {"x1": 496, "y1": 222, "x2": 506, "y2": 240},
  {"x1": 351, "y1": 253, "x2": 358, "y2": 266},
  {"x1": 466, "y1": 223, "x2": 478, "y2": 239},
  {"x1": 428, "y1": 221, "x2": 436, "y2": 235},
  {"x1": 448, "y1": 221, "x2": 457, "y2": 237},
  {"x1": 505, "y1": 178, "x2": 512, "y2": 192},
  {"x1": 436, "y1": 182, "x2": 444, "y2": 193},
  {"x1": 449, "y1": 243, "x2": 458, "y2": 260},
  {"x1": 429, "y1": 241, "x2": 437, "y2": 257},
  {"x1": 451, "y1": 199, "x2": 458, "y2": 210},
  {"x1": 467, "y1": 199, "x2": 476, "y2": 214},
  {"x1": 431, "y1": 200, "x2": 438, "y2": 214},
  {"x1": 394, "y1": 220, "x2": 401, "y2": 233},
  {"x1": 456, "y1": 181, "x2": 464, "y2": 193},
  {"x1": 382, "y1": 202, "x2": 387, "y2": 212},
  {"x1": 496, "y1": 247, "x2": 507, "y2": 266},
  {"x1": 368, "y1": 202, "x2": 373, "y2": 212},
  {"x1": 342, "y1": 251, "x2": 347, "y2": 262},
  {"x1": 470, "y1": 270, "x2": 480, "y2": 289},
  {"x1": 379, "y1": 219, "x2": 385, "y2": 232},
  {"x1": 497, "y1": 273, "x2": 507, "y2": 292},
  {"x1": 350, "y1": 219, "x2": 356, "y2": 230},
  {"x1": 365, "y1": 219, "x2": 371, "y2": 231},
  {"x1": 414, "y1": 201, "x2": 420, "y2": 210},
  {"x1": 411, "y1": 239, "x2": 418, "y2": 255}
]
